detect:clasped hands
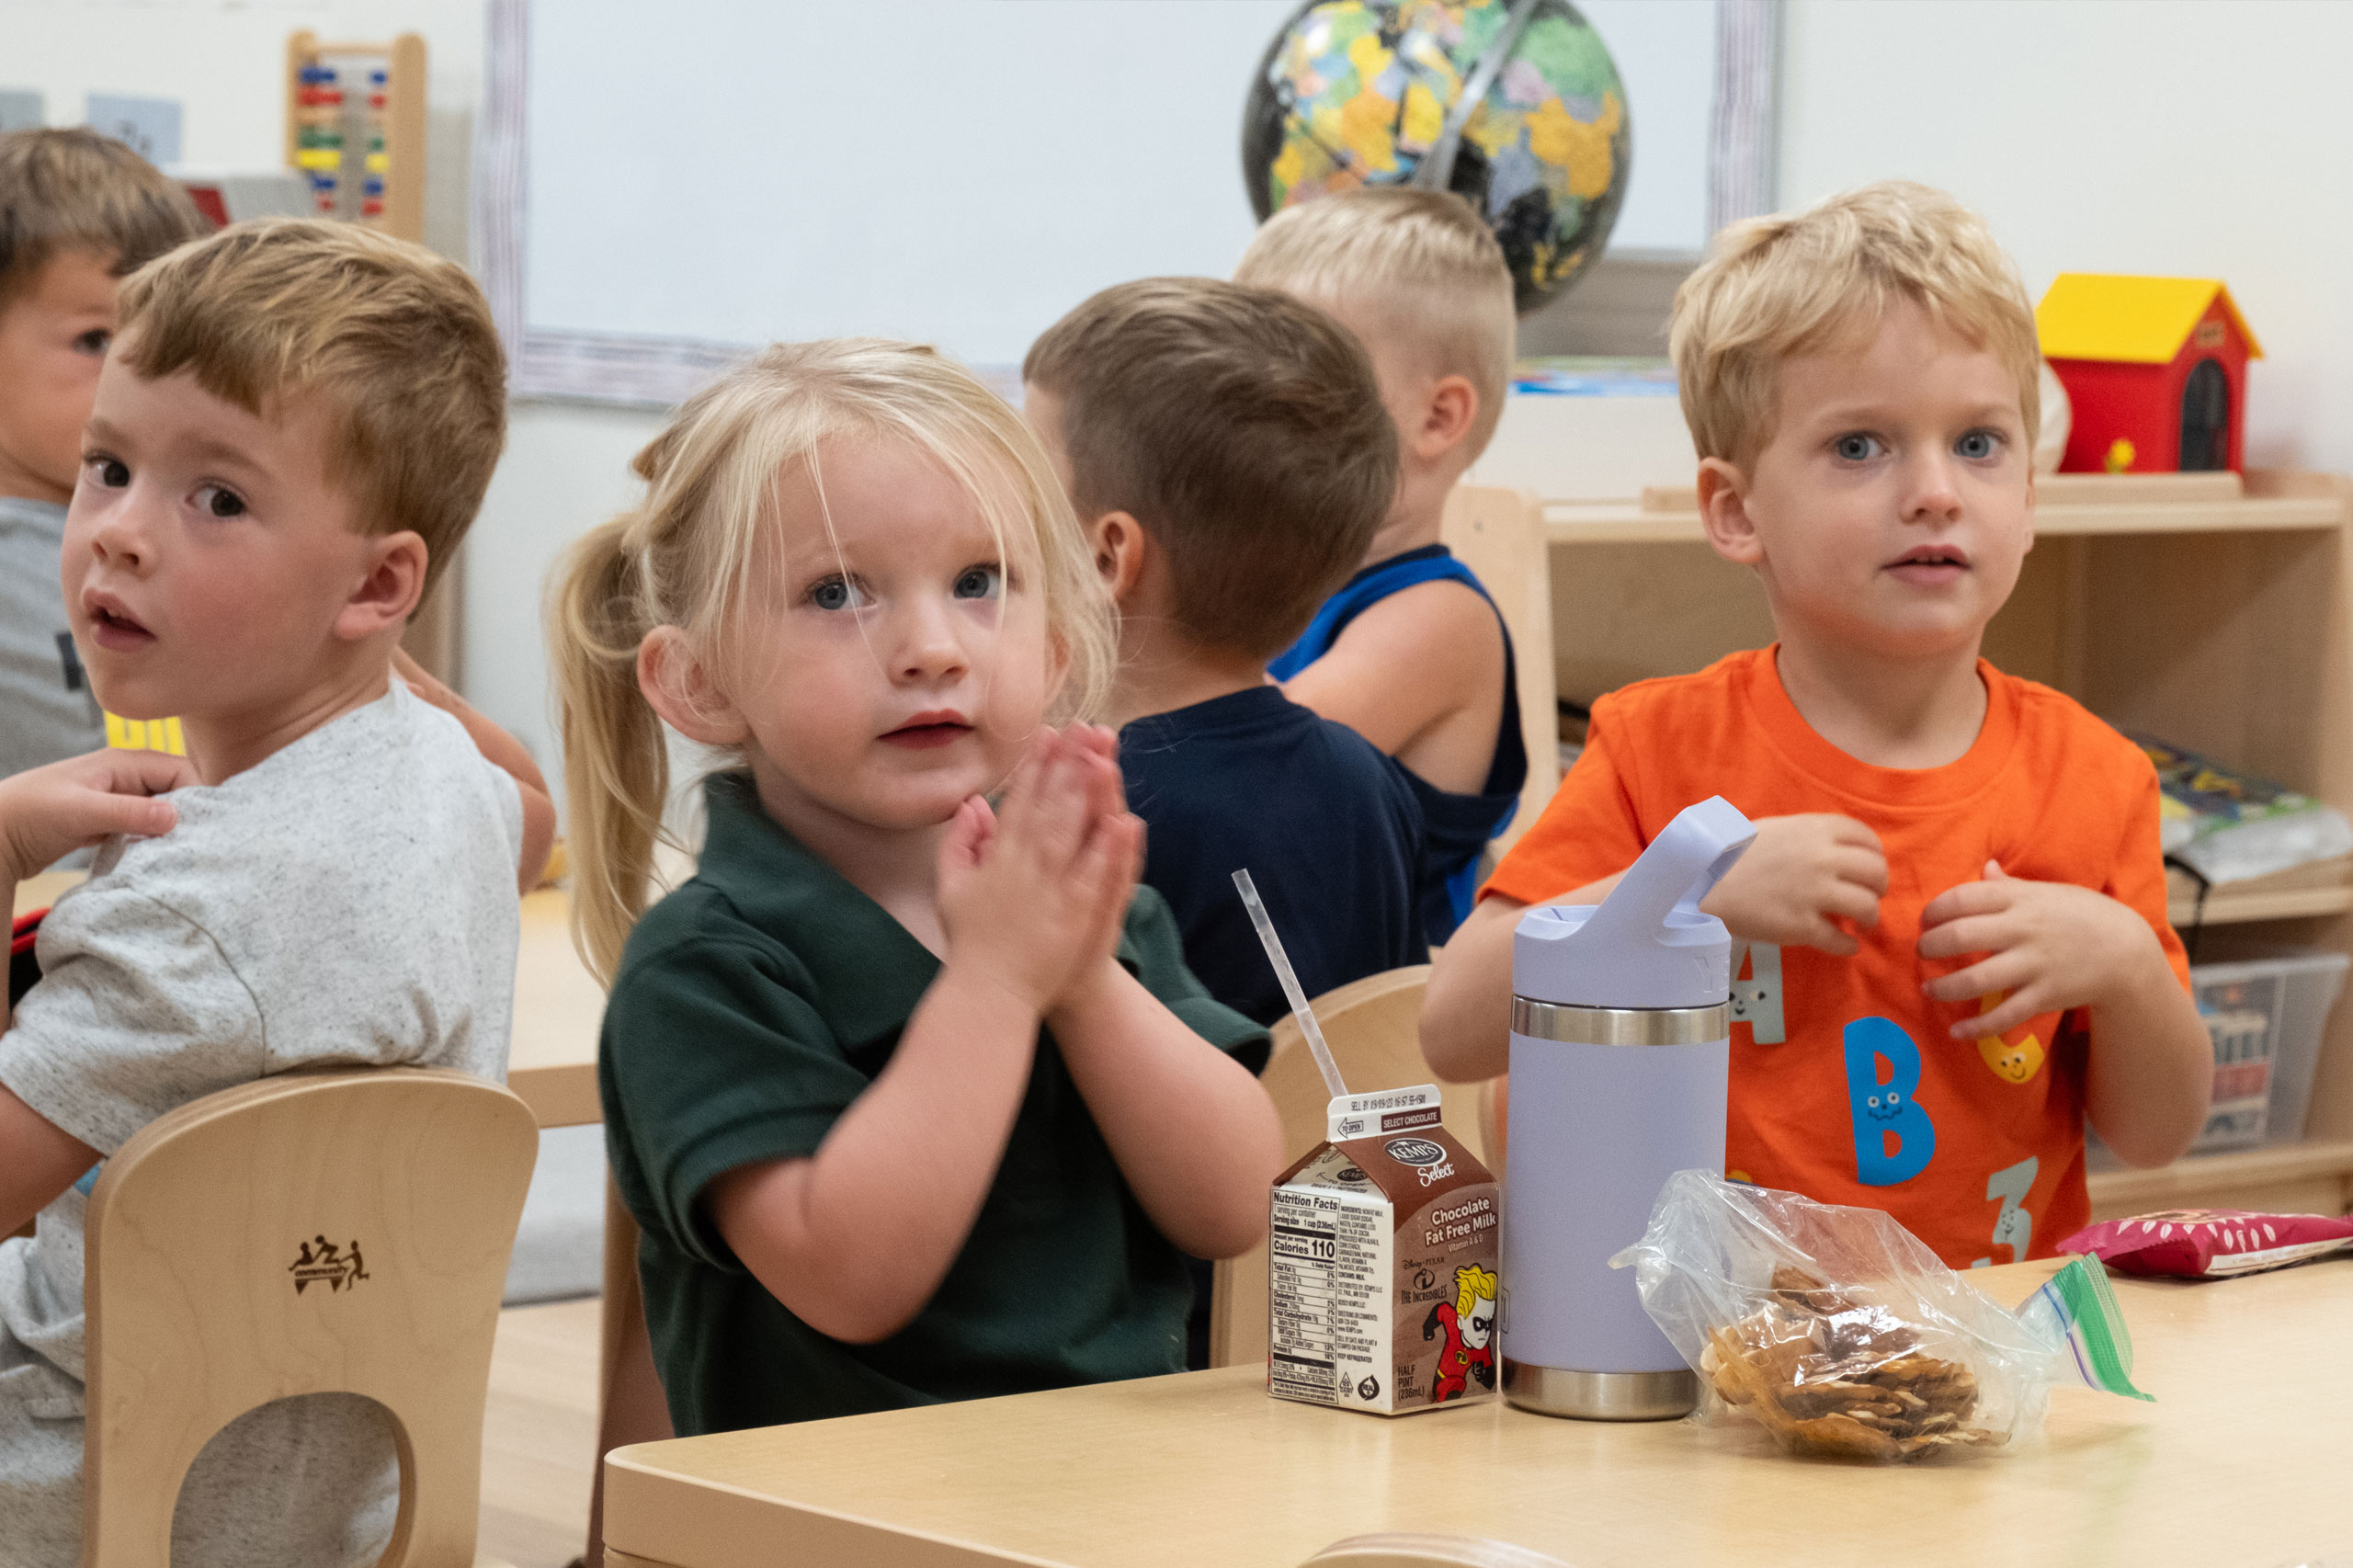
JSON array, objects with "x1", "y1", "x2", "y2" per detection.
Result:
[
  {"x1": 936, "y1": 724, "x2": 1142, "y2": 1020},
  {"x1": 1698, "y1": 812, "x2": 2167, "y2": 1040}
]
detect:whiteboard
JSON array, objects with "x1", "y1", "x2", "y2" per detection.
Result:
[{"x1": 485, "y1": 0, "x2": 1737, "y2": 403}]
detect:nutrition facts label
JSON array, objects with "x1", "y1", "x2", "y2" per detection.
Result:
[
  {"x1": 1265, "y1": 1115, "x2": 1499, "y2": 1416},
  {"x1": 1268, "y1": 1180, "x2": 1395, "y2": 1409},
  {"x1": 1269, "y1": 1188, "x2": 1338, "y2": 1402}
]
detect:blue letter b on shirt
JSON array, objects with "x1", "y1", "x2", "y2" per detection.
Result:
[{"x1": 1844, "y1": 1016, "x2": 1935, "y2": 1186}]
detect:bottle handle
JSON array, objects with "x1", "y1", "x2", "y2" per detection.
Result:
[{"x1": 1581, "y1": 796, "x2": 1756, "y2": 944}]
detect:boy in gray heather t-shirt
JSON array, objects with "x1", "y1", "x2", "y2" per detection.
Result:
[
  {"x1": 0, "y1": 220, "x2": 551, "y2": 1567},
  {"x1": 0, "y1": 678, "x2": 522, "y2": 1565}
]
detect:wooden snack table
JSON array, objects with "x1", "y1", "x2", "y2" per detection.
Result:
[
  {"x1": 605, "y1": 1257, "x2": 2353, "y2": 1568},
  {"x1": 506, "y1": 886, "x2": 606, "y2": 1128},
  {"x1": 13, "y1": 871, "x2": 80, "y2": 919}
]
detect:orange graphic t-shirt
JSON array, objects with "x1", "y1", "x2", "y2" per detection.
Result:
[{"x1": 1485, "y1": 648, "x2": 2190, "y2": 1268}]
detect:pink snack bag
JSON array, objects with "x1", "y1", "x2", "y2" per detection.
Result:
[{"x1": 2058, "y1": 1209, "x2": 2353, "y2": 1279}]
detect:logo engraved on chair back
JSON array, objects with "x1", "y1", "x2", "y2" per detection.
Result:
[{"x1": 288, "y1": 1234, "x2": 371, "y2": 1294}]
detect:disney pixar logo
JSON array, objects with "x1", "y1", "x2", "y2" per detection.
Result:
[{"x1": 289, "y1": 1235, "x2": 371, "y2": 1295}]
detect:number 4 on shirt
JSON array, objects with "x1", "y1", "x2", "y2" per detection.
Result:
[{"x1": 1730, "y1": 940, "x2": 1784, "y2": 1045}]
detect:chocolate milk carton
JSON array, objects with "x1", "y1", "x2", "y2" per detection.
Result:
[{"x1": 1267, "y1": 1084, "x2": 1500, "y2": 1415}]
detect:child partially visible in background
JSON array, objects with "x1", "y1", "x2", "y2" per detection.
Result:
[
  {"x1": 1022, "y1": 278, "x2": 1426, "y2": 1031},
  {"x1": 1236, "y1": 188, "x2": 1528, "y2": 941},
  {"x1": 553, "y1": 340, "x2": 1279, "y2": 1438},
  {"x1": 1025, "y1": 279, "x2": 1425, "y2": 1370},
  {"x1": 0, "y1": 129, "x2": 209, "y2": 779}
]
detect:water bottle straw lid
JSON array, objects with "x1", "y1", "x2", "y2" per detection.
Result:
[
  {"x1": 1233, "y1": 869, "x2": 1349, "y2": 1099},
  {"x1": 1513, "y1": 796, "x2": 1757, "y2": 1009}
]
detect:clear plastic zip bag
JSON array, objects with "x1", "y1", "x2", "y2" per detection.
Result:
[{"x1": 1610, "y1": 1171, "x2": 2150, "y2": 1461}]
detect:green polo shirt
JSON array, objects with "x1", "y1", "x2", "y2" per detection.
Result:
[{"x1": 600, "y1": 773, "x2": 1270, "y2": 1436}]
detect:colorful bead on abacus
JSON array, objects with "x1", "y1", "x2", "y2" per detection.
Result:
[{"x1": 295, "y1": 61, "x2": 347, "y2": 193}]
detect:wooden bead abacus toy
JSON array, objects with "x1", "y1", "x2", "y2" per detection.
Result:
[{"x1": 282, "y1": 30, "x2": 426, "y2": 243}]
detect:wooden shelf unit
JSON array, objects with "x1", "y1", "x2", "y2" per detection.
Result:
[
  {"x1": 2166, "y1": 855, "x2": 2353, "y2": 928},
  {"x1": 1545, "y1": 470, "x2": 2346, "y2": 546},
  {"x1": 1520, "y1": 467, "x2": 2353, "y2": 1215},
  {"x1": 2086, "y1": 1138, "x2": 2353, "y2": 1222}
]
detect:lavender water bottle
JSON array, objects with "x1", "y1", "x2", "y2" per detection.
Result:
[{"x1": 1500, "y1": 796, "x2": 1755, "y2": 1420}]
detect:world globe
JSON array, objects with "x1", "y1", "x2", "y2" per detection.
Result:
[{"x1": 1242, "y1": 0, "x2": 1632, "y2": 314}]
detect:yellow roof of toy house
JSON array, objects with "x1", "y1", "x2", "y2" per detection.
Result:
[{"x1": 2037, "y1": 275, "x2": 2263, "y2": 365}]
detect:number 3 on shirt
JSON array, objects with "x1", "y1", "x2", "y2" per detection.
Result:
[{"x1": 1971, "y1": 1156, "x2": 2038, "y2": 1268}]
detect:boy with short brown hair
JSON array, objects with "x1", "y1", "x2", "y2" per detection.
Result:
[
  {"x1": 0, "y1": 218, "x2": 551, "y2": 1567},
  {"x1": 1025, "y1": 277, "x2": 1424, "y2": 1029},
  {"x1": 1027, "y1": 275, "x2": 1424, "y2": 1370},
  {"x1": 1422, "y1": 182, "x2": 2211, "y2": 1271},
  {"x1": 0, "y1": 128, "x2": 210, "y2": 777},
  {"x1": 1235, "y1": 188, "x2": 1528, "y2": 941}
]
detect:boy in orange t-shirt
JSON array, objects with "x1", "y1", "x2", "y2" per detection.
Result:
[{"x1": 1420, "y1": 182, "x2": 2211, "y2": 1269}]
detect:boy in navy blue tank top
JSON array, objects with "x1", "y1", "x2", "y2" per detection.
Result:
[
  {"x1": 1237, "y1": 189, "x2": 1528, "y2": 941},
  {"x1": 1026, "y1": 276, "x2": 1429, "y2": 1367}
]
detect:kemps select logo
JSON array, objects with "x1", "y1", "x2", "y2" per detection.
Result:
[{"x1": 1385, "y1": 1136, "x2": 1456, "y2": 1187}]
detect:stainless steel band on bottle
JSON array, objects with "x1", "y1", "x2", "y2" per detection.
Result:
[
  {"x1": 1502, "y1": 1360, "x2": 1699, "y2": 1421},
  {"x1": 1508, "y1": 997, "x2": 1729, "y2": 1047}
]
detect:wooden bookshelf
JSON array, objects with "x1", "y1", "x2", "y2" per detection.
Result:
[
  {"x1": 1545, "y1": 470, "x2": 2346, "y2": 546},
  {"x1": 2087, "y1": 1138, "x2": 2353, "y2": 1222},
  {"x1": 1515, "y1": 466, "x2": 2353, "y2": 1218},
  {"x1": 2167, "y1": 857, "x2": 2353, "y2": 927}
]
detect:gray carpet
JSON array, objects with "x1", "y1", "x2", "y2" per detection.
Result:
[{"x1": 504, "y1": 1123, "x2": 607, "y2": 1304}]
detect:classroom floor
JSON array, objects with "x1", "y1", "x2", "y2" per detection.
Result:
[{"x1": 482, "y1": 1297, "x2": 600, "y2": 1567}]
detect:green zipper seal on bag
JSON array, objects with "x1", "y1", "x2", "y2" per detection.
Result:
[{"x1": 2036, "y1": 1257, "x2": 2154, "y2": 1402}]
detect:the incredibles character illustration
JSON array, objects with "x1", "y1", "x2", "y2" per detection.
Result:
[{"x1": 1420, "y1": 1263, "x2": 1498, "y2": 1402}]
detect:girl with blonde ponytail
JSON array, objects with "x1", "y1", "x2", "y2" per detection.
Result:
[{"x1": 549, "y1": 339, "x2": 1279, "y2": 1437}]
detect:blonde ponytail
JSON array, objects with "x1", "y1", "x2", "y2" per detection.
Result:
[{"x1": 548, "y1": 517, "x2": 668, "y2": 983}]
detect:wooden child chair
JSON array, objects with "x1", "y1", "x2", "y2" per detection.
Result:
[
  {"x1": 1438, "y1": 485, "x2": 1560, "y2": 858},
  {"x1": 585, "y1": 1178, "x2": 673, "y2": 1567},
  {"x1": 82, "y1": 1066, "x2": 538, "y2": 1568},
  {"x1": 1435, "y1": 484, "x2": 1556, "y2": 1187},
  {"x1": 1208, "y1": 966, "x2": 1492, "y2": 1369}
]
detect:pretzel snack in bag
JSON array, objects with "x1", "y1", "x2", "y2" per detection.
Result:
[{"x1": 1611, "y1": 1171, "x2": 2150, "y2": 1460}]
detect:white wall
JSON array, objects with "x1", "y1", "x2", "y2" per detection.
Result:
[
  {"x1": 524, "y1": 0, "x2": 1297, "y2": 359},
  {"x1": 1576, "y1": 0, "x2": 1714, "y2": 255},
  {"x1": 517, "y1": 1, "x2": 1714, "y2": 361},
  {"x1": 1779, "y1": 0, "x2": 2353, "y2": 476},
  {"x1": 466, "y1": 402, "x2": 664, "y2": 773}
]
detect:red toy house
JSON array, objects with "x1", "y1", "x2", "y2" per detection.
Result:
[{"x1": 2036, "y1": 275, "x2": 2262, "y2": 474}]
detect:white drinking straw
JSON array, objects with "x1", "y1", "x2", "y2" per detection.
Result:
[{"x1": 1232, "y1": 869, "x2": 1348, "y2": 1100}]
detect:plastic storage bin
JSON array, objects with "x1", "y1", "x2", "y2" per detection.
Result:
[{"x1": 2185, "y1": 947, "x2": 2348, "y2": 1153}]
